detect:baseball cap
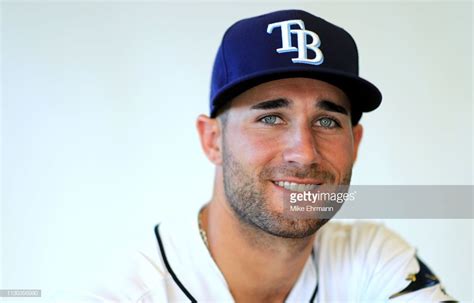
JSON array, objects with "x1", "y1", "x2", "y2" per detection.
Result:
[{"x1": 210, "y1": 9, "x2": 382, "y2": 124}]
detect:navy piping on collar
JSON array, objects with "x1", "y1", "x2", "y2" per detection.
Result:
[
  {"x1": 154, "y1": 223, "x2": 318, "y2": 302},
  {"x1": 154, "y1": 224, "x2": 197, "y2": 302},
  {"x1": 310, "y1": 283, "x2": 318, "y2": 302},
  {"x1": 309, "y1": 249, "x2": 318, "y2": 302}
]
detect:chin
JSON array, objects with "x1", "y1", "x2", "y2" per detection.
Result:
[{"x1": 265, "y1": 218, "x2": 329, "y2": 239}]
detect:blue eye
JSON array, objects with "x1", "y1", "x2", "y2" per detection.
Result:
[
  {"x1": 260, "y1": 115, "x2": 283, "y2": 125},
  {"x1": 317, "y1": 117, "x2": 338, "y2": 128}
]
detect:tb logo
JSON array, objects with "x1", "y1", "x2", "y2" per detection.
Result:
[{"x1": 267, "y1": 19, "x2": 324, "y2": 65}]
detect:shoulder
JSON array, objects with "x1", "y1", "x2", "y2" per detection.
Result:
[
  {"x1": 315, "y1": 220, "x2": 417, "y2": 283},
  {"x1": 315, "y1": 220, "x2": 415, "y2": 261},
  {"x1": 93, "y1": 249, "x2": 168, "y2": 302},
  {"x1": 54, "y1": 232, "x2": 169, "y2": 302}
]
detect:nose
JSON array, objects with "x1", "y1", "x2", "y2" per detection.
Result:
[{"x1": 282, "y1": 123, "x2": 321, "y2": 166}]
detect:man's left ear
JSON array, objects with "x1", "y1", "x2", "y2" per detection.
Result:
[{"x1": 352, "y1": 124, "x2": 363, "y2": 163}]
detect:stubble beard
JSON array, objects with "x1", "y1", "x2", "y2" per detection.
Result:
[{"x1": 222, "y1": 143, "x2": 353, "y2": 239}]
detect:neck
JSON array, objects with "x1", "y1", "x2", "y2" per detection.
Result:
[{"x1": 201, "y1": 196, "x2": 316, "y2": 303}]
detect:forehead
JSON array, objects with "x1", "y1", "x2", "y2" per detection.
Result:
[{"x1": 230, "y1": 77, "x2": 351, "y2": 110}]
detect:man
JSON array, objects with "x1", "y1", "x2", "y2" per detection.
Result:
[{"x1": 80, "y1": 9, "x2": 454, "y2": 302}]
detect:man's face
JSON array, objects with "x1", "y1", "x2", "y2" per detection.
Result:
[{"x1": 220, "y1": 77, "x2": 361, "y2": 238}]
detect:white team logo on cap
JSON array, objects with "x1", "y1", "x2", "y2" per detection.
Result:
[{"x1": 267, "y1": 19, "x2": 324, "y2": 65}]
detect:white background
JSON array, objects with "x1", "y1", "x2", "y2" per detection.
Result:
[{"x1": 2, "y1": 1, "x2": 473, "y2": 301}]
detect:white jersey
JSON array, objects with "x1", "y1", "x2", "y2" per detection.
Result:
[{"x1": 70, "y1": 206, "x2": 454, "y2": 302}]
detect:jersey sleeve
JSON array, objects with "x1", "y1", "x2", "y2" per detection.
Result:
[
  {"x1": 349, "y1": 222, "x2": 456, "y2": 302},
  {"x1": 388, "y1": 257, "x2": 455, "y2": 302},
  {"x1": 316, "y1": 221, "x2": 456, "y2": 302}
]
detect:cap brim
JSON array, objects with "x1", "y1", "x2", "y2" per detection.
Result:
[{"x1": 211, "y1": 66, "x2": 382, "y2": 120}]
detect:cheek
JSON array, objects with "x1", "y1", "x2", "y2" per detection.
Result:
[
  {"x1": 317, "y1": 135, "x2": 355, "y2": 170},
  {"x1": 230, "y1": 127, "x2": 282, "y2": 167}
]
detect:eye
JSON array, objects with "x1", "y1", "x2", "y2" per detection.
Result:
[
  {"x1": 316, "y1": 117, "x2": 339, "y2": 129},
  {"x1": 259, "y1": 115, "x2": 284, "y2": 125}
]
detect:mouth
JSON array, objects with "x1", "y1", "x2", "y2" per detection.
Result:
[{"x1": 272, "y1": 180, "x2": 322, "y2": 192}]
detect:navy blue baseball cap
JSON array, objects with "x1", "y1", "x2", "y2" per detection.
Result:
[{"x1": 210, "y1": 9, "x2": 382, "y2": 124}]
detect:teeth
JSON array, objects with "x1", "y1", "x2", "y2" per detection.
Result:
[
  {"x1": 275, "y1": 181, "x2": 318, "y2": 192},
  {"x1": 295, "y1": 184, "x2": 302, "y2": 192}
]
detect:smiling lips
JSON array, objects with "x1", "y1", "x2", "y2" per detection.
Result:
[{"x1": 273, "y1": 181, "x2": 321, "y2": 192}]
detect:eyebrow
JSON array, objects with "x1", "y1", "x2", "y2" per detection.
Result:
[
  {"x1": 250, "y1": 98, "x2": 290, "y2": 110},
  {"x1": 317, "y1": 100, "x2": 349, "y2": 116},
  {"x1": 249, "y1": 98, "x2": 349, "y2": 116}
]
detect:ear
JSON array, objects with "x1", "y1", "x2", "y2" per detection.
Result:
[
  {"x1": 196, "y1": 114, "x2": 223, "y2": 165},
  {"x1": 352, "y1": 124, "x2": 363, "y2": 163}
]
